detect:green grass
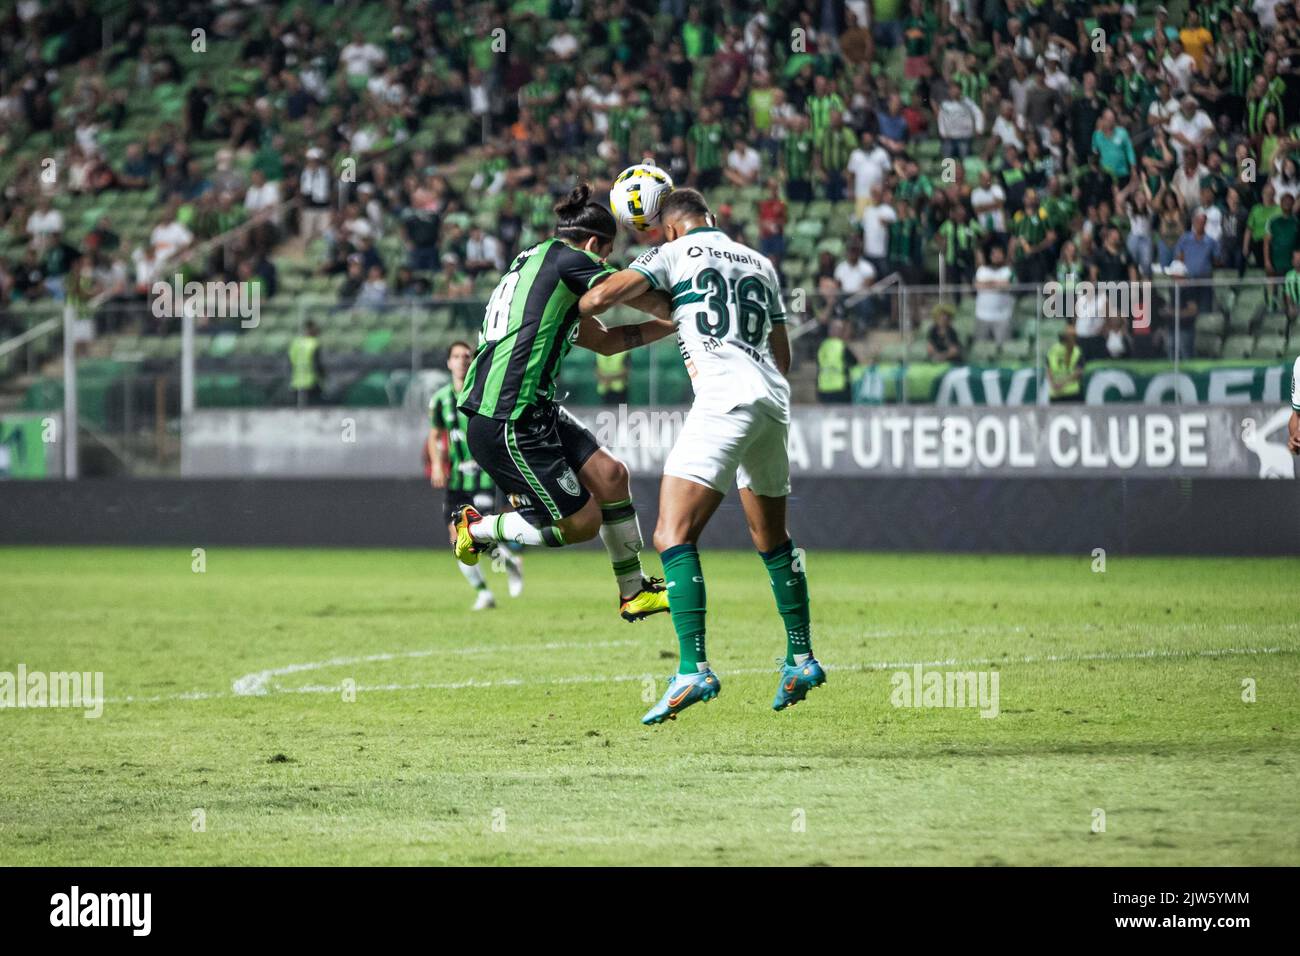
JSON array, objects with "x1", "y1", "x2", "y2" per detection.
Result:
[{"x1": 2, "y1": 547, "x2": 1298, "y2": 866}]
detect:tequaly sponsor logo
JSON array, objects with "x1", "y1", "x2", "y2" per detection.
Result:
[{"x1": 49, "y1": 886, "x2": 151, "y2": 936}]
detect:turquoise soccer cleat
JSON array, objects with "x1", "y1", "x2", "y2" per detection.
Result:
[
  {"x1": 640, "y1": 669, "x2": 721, "y2": 725},
  {"x1": 773, "y1": 657, "x2": 826, "y2": 711}
]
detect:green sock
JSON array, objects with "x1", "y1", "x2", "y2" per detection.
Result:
[
  {"x1": 761, "y1": 539, "x2": 812, "y2": 666},
  {"x1": 661, "y1": 543, "x2": 706, "y2": 675}
]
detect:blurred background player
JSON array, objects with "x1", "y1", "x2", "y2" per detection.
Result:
[
  {"x1": 452, "y1": 184, "x2": 677, "y2": 622},
  {"x1": 582, "y1": 188, "x2": 825, "y2": 724},
  {"x1": 426, "y1": 340, "x2": 523, "y2": 609}
]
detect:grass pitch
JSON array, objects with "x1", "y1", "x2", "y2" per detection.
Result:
[{"x1": 2, "y1": 546, "x2": 1297, "y2": 866}]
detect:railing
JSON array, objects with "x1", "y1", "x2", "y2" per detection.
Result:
[{"x1": 4, "y1": 270, "x2": 1294, "y2": 476}]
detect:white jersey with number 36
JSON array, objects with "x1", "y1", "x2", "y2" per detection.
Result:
[{"x1": 630, "y1": 227, "x2": 791, "y2": 423}]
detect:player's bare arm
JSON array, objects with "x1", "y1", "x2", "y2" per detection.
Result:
[
  {"x1": 574, "y1": 311, "x2": 675, "y2": 355},
  {"x1": 1289, "y1": 411, "x2": 1299, "y2": 455},
  {"x1": 427, "y1": 427, "x2": 448, "y2": 488},
  {"x1": 579, "y1": 267, "x2": 652, "y2": 317},
  {"x1": 769, "y1": 322, "x2": 791, "y2": 376}
]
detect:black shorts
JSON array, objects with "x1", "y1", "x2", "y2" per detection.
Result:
[
  {"x1": 443, "y1": 487, "x2": 499, "y2": 526},
  {"x1": 464, "y1": 403, "x2": 599, "y2": 526}
]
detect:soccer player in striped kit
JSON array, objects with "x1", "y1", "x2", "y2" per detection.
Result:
[{"x1": 451, "y1": 184, "x2": 677, "y2": 622}]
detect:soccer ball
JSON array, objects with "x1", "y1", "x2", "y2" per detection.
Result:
[{"x1": 609, "y1": 164, "x2": 674, "y2": 232}]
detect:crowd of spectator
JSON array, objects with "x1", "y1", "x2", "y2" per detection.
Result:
[{"x1": 3, "y1": 0, "x2": 1300, "y2": 372}]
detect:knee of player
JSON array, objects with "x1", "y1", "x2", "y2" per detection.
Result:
[
  {"x1": 591, "y1": 454, "x2": 629, "y2": 495},
  {"x1": 652, "y1": 522, "x2": 688, "y2": 553}
]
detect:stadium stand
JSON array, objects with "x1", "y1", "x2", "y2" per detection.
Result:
[{"x1": 1, "y1": 0, "x2": 1298, "y2": 423}]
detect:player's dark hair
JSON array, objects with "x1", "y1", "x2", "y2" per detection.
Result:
[
  {"x1": 659, "y1": 187, "x2": 711, "y2": 223},
  {"x1": 554, "y1": 183, "x2": 617, "y2": 244},
  {"x1": 447, "y1": 340, "x2": 472, "y2": 360}
]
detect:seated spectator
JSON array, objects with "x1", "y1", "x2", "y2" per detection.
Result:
[
  {"x1": 149, "y1": 200, "x2": 194, "y2": 263},
  {"x1": 434, "y1": 253, "x2": 472, "y2": 299},
  {"x1": 926, "y1": 303, "x2": 963, "y2": 363},
  {"x1": 336, "y1": 257, "x2": 365, "y2": 310},
  {"x1": 463, "y1": 226, "x2": 503, "y2": 278},
  {"x1": 357, "y1": 265, "x2": 389, "y2": 310},
  {"x1": 116, "y1": 142, "x2": 154, "y2": 190},
  {"x1": 25, "y1": 198, "x2": 64, "y2": 252},
  {"x1": 724, "y1": 137, "x2": 762, "y2": 187}
]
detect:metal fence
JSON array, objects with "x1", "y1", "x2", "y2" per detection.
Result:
[{"x1": 2, "y1": 273, "x2": 1295, "y2": 477}]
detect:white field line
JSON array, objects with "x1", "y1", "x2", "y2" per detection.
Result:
[
  {"x1": 230, "y1": 639, "x2": 641, "y2": 696},
  {"x1": 86, "y1": 644, "x2": 1292, "y2": 706}
]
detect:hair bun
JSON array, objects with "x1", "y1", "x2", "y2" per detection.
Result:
[{"x1": 553, "y1": 183, "x2": 592, "y2": 220}]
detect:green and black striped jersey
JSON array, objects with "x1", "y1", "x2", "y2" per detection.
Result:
[
  {"x1": 459, "y1": 238, "x2": 614, "y2": 421},
  {"x1": 429, "y1": 382, "x2": 493, "y2": 492}
]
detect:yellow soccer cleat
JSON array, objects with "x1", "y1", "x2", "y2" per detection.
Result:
[
  {"x1": 620, "y1": 577, "x2": 670, "y2": 623},
  {"x1": 451, "y1": 504, "x2": 483, "y2": 566}
]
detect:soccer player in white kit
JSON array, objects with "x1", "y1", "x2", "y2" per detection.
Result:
[
  {"x1": 1289, "y1": 354, "x2": 1300, "y2": 455},
  {"x1": 580, "y1": 188, "x2": 826, "y2": 724}
]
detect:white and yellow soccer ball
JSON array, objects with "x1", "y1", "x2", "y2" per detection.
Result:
[{"x1": 609, "y1": 163, "x2": 674, "y2": 232}]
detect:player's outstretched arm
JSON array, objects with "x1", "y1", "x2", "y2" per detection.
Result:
[
  {"x1": 580, "y1": 268, "x2": 652, "y2": 317},
  {"x1": 575, "y1": 312, "x2": 675, "y2": 355}
]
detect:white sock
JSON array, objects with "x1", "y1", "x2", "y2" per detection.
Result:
[
  {"x1": 598, "y1": 498, "x2": 645, "y2": 599},
  {"x1": 470, "y1": 512, "x2": 556, "y2": 547},
  {"x1": 458, "y1": 560, "x2": 486, "y2": 591}
]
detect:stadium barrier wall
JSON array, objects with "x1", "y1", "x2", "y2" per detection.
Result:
[
  {"x1": 1, "y1": 476, "x2": 1296, "y2": 555},
  {"x1": 179, "y1": 405, "x2": 1298, "y2": 479}
]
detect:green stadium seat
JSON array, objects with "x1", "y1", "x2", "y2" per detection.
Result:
[
  {"x1": 1253, "y1": 334, "x2": 1288, "y2": 359},
  {"x1": 1197, "y1": 312, "x2": 1226, "y2": 337},
  {"x1": 1232, "y1": 289, "x2": 1266, "y2": 329},
  {"x1": 362, "y1": 329, "x2": 394, "y2": 354},
  {"x1": 1195, "y1": 333, "x2": 1223, "y2": 358},
  {"x1": 1038, "y1": 318, "x2": 1067, "y2": 342},
  {"x1": 879, "y1": 341, "x2": 908, "y2": 363},
  {"x1": 1001, "y1": 339, "x2": 1032, "y2": 362},
  {"x1": 205, "y1": 333, "x2": 237, "y2": 358},
  {"x1": 1221, "y1": 334, "x2": 1255, "y2": 359},
  {"x1": 970, "y1": 340, "x2": 1000, "y2": 364},
  {"x1": 1226, "y1": 307, "x2": 1256, "y2": 336},
  {"x1": 792, "y1": 219, "x2": 824, "y2": 240},
  {"x1": 1257, "y1": 311, "x2": 1289, "y2": 336}
]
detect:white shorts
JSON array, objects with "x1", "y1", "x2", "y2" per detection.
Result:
[{"x1": 663, "y1": 402, "x2": 791, "y2": 497}]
